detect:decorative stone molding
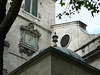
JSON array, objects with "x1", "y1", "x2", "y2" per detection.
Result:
[
  {"x1": 19, "y1": 23, "x2": 41, "y2": 56},
  {"x1": 20, "y1": 23, "x2": 41, "y2": 37}
]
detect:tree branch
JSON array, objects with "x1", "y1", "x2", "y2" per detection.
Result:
[
  {"x1": 0, "y1": 0, "x2": 23, "y2": 41},
  {"x1": 0, "y1": 0, "x2": 8, "y2": 24}
]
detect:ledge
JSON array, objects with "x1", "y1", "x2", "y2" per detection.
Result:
[
  {"x1": 82, "y1": 45, "x2": 100, "y2": 63},
  {"x1": 51, "y1": 21, "x2": 87, "y2": 28}
]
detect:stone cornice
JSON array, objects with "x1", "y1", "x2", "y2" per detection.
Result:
[{"x1": 51, "y1": 21, "x2": 87, "y2": 29}]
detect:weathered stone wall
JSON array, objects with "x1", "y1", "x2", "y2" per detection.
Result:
[
  {"x1": 51, "y1": 54, "x2": 99, "y2": 75},
  {"x1": 17, "y1": 55, "x2": 51, "y2": 75},
  {"x1": 51, "y1": 21, "x2": 100, "y2": 56},
  {"x1": 4, "y1": 0, "x2": 55, "y2": 73},
  {"x1": 51, "y1": 21, "x2": 100, "y2": 70},
  {"x1": 76, "y1": 35, "x2": 100, "y2": 56}
]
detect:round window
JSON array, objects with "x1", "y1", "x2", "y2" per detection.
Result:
[{"x1": 61, "y1": 34, "x2": 70, "y2": 47}]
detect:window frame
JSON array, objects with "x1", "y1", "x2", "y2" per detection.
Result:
[
  {"x1": 24, "y1": 0, "x2": 38, "y2": 17},
  {"x1": 60, "y1": 34, "x2": 71, "y2": 48}
]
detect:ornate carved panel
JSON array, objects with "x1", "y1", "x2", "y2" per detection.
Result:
[{"x1": 19, "y1": 23, "x2": 41, "y2": 56}]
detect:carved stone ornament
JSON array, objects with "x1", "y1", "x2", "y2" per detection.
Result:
[{"x1": 19, "y1": 23, "x2": 41, "y2": 56}]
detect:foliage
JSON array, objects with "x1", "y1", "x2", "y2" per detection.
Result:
[{"x1": 57, "y1": 0, "x2": 100, "y2": 19}]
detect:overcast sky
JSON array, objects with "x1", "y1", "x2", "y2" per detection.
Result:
[{"x1": 55, "y1": 0, "x2": 100, "y2": 34}]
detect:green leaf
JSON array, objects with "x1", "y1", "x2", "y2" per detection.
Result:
[
  {"x1": 97, "y1": 10, "x2": 99, "y2": 13},
  {"x1": 57, "y1": 13, "x2": 62, "y2": 19},
  {"x1": 59, "y1": 0, "x2": 65, "y2": 6},
  {"x1": 91, "y1": 11, "x2": 94, "y2": 17},
  {"x1": 69, "y1": 0, "x2": 72, "y2": 4},
  {"x1": 66, "y1": 13, "x2": 69, "y2": 15},
  {"x1": 59, "y1": 16, "x2": 62, "y2": 19}
]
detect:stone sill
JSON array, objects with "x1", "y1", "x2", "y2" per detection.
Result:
[{"x1": 18, "y1": 9, "x2": 40, "y2": 22}]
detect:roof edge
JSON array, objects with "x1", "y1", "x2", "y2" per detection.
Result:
[
  {"x1": 51, "y1": 21, "x2": 87, "y2": 28},
  {"x1": 8, "y1": 46, "x2": 100, "y2": 75}
]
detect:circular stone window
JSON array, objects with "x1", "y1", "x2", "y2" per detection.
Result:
[{"x1": 61, "y1": 34, "x2": 70, "y2": 47}]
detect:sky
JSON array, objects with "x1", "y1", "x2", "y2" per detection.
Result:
[{"x1": 55, "y1": 0, "x2": 100, "y2": 34}]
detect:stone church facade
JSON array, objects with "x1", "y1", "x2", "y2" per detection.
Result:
[{"x1": 3, "y1": 0, "x2": 100, "y2": 74}]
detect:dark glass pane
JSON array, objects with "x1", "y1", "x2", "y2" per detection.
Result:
[
  {"x1": 32, "y1": 0, "x2": 38, "y2": 16},
  {"x1": 61, "y1": 35, "x2": 70, "y2": 47},
  {"x1": 25, "y1": 0, "x2": 30, "y2": 13}
]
